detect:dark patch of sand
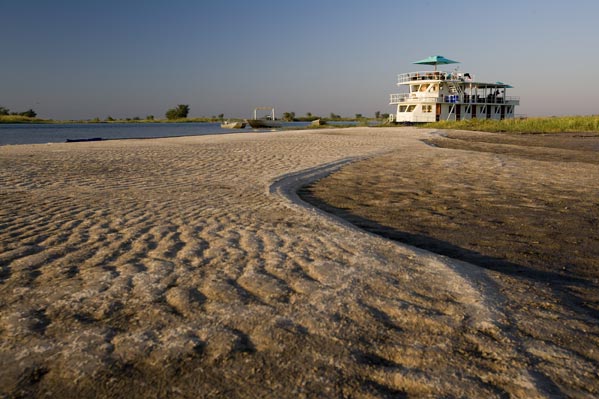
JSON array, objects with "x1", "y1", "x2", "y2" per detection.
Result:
[{"x1": 301, "y1": 130, "x2": 599, "y2": 396}]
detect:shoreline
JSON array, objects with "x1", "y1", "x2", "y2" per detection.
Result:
[{"x1": 0, "y1": 121, "x2": 365, "y2": 147}]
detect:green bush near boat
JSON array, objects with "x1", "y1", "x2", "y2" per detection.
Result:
[{"x1": 423, "y1": 115, "x2": 599, "y2": 134}]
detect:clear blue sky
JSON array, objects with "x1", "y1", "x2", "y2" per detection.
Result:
[{"x1": 2, "y1": 0, "x2": 598, "y2": 119}]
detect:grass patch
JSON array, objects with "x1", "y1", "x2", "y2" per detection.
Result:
[
  {"x1": 0, "y1": 115, "x2": 51, "y2": 124},
  {"x1": 423, "y1": 115, "x2": 599, "y2": 134}
]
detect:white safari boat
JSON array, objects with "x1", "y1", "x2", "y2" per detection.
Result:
[{"x1": 389, "y1": 55, "x2": 519, "y2": 123}]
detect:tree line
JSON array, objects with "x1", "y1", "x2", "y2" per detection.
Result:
[
  {"x1": 0, "y1": 106, "x2": 37, "y2": 118},
  {"x1": 1, "y1": 103, "x2": 390, "y2": 122}
]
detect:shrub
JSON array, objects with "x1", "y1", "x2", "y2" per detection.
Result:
[{"x1": 166, "y1": 104, "x2": 190, "y2": 120}]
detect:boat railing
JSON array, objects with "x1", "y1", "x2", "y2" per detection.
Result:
[
  {"x1": 462, "y1": 95, "x2": 520, "y2": 104},
  {"x1": 391, "y1": 94, "x2": 520, "y2": 104},
  {"x1": 390, "y1": 93, "x2": 440, "y2": 103},
  {"x1": 397, "y1": 71, "x2": 482, "y2": 84}
]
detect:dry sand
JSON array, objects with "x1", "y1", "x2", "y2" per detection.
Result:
[{"x1": 0, "y1": 127, "x2": 597, "y2": 398}]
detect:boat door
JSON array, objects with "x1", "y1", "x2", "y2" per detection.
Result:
[
  {"x1": 436, "y1": 104, "x2": 441, "y2": 121},
  {"x1": 500, "y1": 105, "x2": 506, "y2": 120},
  {"x1": 456, "y1": 105, "x2": 461, "y2": 121}
]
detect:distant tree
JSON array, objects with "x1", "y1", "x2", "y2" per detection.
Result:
[
  {"x1": 133, "y1": 116, "x2": 141, "y2": 121},
  {"x1": 91, "y1": 117, "x2": 100, "y2": 123},
  {"x1": 166, "y1": 104, "x2": 190, "y2": 120},
  {"x1": 355, "y1": 113, "x2": 363, "y2": 119},
  {"x1": 178, "y1": 104, "x2": 190, "y2": 118},
  {"x1": 282, "y1": 112, "x2": 296, "y2": 121},
  {"x1": 0, "y1": 106, "x2": 9, "y2": 115},
  {"x1": 19, "y1": 109, "x2": 37, "y2": 118},
  {"x1": 218, "y1": 113, "x2": 224, "y2": 120},
  {"x1": 165, "y1": 109, "x2": 178, "y2": 120},
  {"x1": 106, "y1": 116, "x2": 115, "y2": 121},
  {"x1": 306, "y1": 112, "x2": 312, "y2": 118},
  {"x1": 375, "y1": 111, "x2": 381, "y2": 119},
  {"x1": 381, "y1": 113, "x2": 390, "y2": 120},
  {"x1": 329, "y1": 113, "x2": 341, "y2": 120},
  {"x1": 146, "y1": 115, "x2": 154, "y2": 120}
]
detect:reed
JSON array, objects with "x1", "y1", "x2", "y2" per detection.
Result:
[{"x1": 423, "y1": 115, "x2": 599, "y2": 133}]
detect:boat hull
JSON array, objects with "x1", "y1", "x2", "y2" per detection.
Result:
[
  {"x1": 220, "y1": 121, "x2": 247, "y2": 129},
  {"x1": 246, "y1": 119, "x2": 281, "y2": 128}
]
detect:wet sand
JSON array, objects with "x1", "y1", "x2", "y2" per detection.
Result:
[{"x1": 1, "y1": 127, "x2": 598, "y2": 398}]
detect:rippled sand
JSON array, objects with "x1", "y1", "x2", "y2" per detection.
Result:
[{"x1": 1, "y1": 127, "x2": 596, "y2": 398}]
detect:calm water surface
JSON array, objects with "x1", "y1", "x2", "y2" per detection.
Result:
[{"x1": 0, "y1": 122, "x2": 316, "y2": 146}]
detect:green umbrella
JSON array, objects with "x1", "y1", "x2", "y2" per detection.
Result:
[
  {"x1": 496, "y1": 81, "x2": 514, "y2": 88},
  {"x1": 413, "y1": 55, "x2": 460, "y2": 71}
]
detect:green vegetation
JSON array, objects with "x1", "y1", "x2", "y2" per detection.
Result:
[
  {"x1": 165, "y1": 104, "x2": 190, "y2": 120},
  {"x1": 423, "y1": 115, "x2": 599, "y2": 134},
  {"x1": 0, "y1": 115, "x2": 49, "y2": 124},
  {"x1": 282, "y1": 112, "x2": 296, "y2": 121},
  {"x1": 0, "y1": 105, "x2": 39, "y2": 122},
  {"x1": 0, "y1": 102, "x2": 392, "y2": 125}
]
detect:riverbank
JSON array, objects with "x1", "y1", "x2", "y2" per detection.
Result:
[
  {"x1": 423, "y1": 114, "x2": 599, "y2": 133},
  {"x1": 1, "y1": 127, "x2": 597, "y2": 398}
]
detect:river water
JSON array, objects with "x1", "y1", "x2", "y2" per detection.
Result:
[{"x1": 0, "y1": 122, "x2": 317, "y2": 146}]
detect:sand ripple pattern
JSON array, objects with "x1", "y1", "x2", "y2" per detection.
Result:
[{"x1": 0, "y1": 128, "x2": 583, "y2": 397}]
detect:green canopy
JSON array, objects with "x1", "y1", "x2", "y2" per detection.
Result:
[
  {"x1": 413, "y1": 55, "x2": 460, "y2": 71},
  {"x1": 496, "y1": 81, "x2": 514, "y2": 88}
]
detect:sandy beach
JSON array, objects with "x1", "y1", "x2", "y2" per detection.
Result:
[{"x1": 1, "y1": 127, "x2": 598, "y2": 398}]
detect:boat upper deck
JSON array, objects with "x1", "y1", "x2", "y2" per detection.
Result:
[
  {"x1": 389, "y1": 93, "x2": 520, "y2": 105},
  {"x1": 398, "y1": 71, "x2": 511, "y2": 88}
]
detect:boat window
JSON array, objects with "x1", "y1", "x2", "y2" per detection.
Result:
[
  {"x1": 419, "y1": 84, "x2": 429, "y2": 92},
  {"x1": 399, "y1": 105, "x2": 407, "y2": 112},
  {"x1": 411, "y1": 85, "x2": 419, "y2": 92},
  {"x1": 422, "y1": 105, "x2": 432, "y2": 113},
  {"x1": 407, "y1": 105, "x2": 416, "y2": 112}
]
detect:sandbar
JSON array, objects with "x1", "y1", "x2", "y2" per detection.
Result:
[{"x1": 1, "y1": 127, "x2": 597, "y2": 398}]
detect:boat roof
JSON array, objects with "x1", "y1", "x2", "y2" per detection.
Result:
[{"x1": 413, "y1": 55, "x2": 459, "y2": 66}]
